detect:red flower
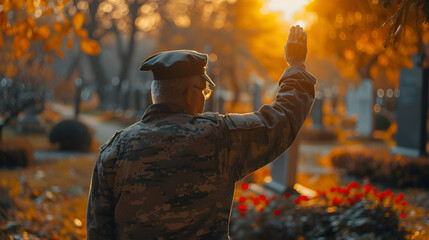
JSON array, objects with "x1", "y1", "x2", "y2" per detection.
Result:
[
  {"x1": 273, "y1": 209, "x2": 281, "y2": 216},
  {"x1": 364, "y1": 183, "x2": 371, "y2": 193},
  {"x1": 315, "y1": 190, "x2": 326, "y2": 198},
  {"x1": 241, "y1": 183, "x2": 249, "y2": 190},
  {"x1": 354, "y1": 193, "x2": 365, "y2": 200},
  {"x1": 332, "y1": 197, "x2": 345, "y2": 205},
  {"x1": 259, "y1": 194, "x2": 266, "y2": 201},
  {"x1": 400, "y1": 212, "x2": 406, "y2": 219},
  {"x1": 237, "y1": 204, "x2": 247, "y2": 211},
  {"x1": 239, "y1": 196, "x2": 246, "y2": 203},
  {"x1": 294, "y1": 196, "x2": 309, "y2": 204},
  {"x1": 330, "y1": 187, "x2": 337, "y2": 192},
  {"x1": 253, "y1": 198, "x2": 260, "y2": 205},
  {"x1": 337, "y1": 187, "x2": 350, "y2": 194},
  {"x1": 347, "y1": 198, "x2": 355, "y2": 205},
  {"x1": 258, "y1": 207, "x2": 264, "y2": 212},
  {"x1": 400, "y1": 201, "x2": 407, "y2": 206},
  {"x1": 284, "y1": 193, "x2": 291, "y2": 199},
  {"x1": 395, "y1": 193, "x2": 404, "y2": 204},
  {"x1": 264, "y1": 199, "x2": 271, "y2": 205},
  {"x1": 348, "y1": 181, "x2": 362, "y2": 189}
]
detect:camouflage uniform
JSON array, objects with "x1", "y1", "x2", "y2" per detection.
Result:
[{"x1": 87, "y1": 67, "x2": 316, "y2": 239}]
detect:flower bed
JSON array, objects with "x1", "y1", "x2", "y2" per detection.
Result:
[
  {"x1": 230, "y1": 182, "x2": 410, "y2": 239},
  {"x1": 328, "y1": 146, "x2": 429, "y2": 188}
]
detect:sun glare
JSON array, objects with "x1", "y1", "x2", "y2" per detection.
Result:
[{"x1": 264, "y1": 0, "x2": 313, "y2": 22}]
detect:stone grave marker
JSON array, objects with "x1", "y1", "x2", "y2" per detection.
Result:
[
  {"x1": 393, "y1": 53, "x2": 428, "y2": 157},
  {"x1": 253, "y1": 81, "x2": 263, "y2": 111},
  {"x1": 346, "y1": 84, "x2": 358, "y2": 116},
  {"x1": 265, "y1": 138, "x2": 299, "y2": 194},
  {"x1": 311, "y1": 92, "x2": 323, "y2": 129},
  {"x1": 356, "y1": 79, "x2": 374, "y2": 136},
  {"x1": 74, "y1": 77, "x2": 82, "y2": 119}
]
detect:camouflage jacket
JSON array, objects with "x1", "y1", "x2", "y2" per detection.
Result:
[{"x1": 87, "y1": 67, "x2": 316, "y2": 239}]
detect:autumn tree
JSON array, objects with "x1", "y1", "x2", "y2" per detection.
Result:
[
  {"x1": 305, "y1": 0, "x2": 429, "y2": 87},
  {"x1": 0, "y1": 0, "x2": 99, "y2": 140},
  {"x1": 61, "y1": 0, "x2": 168, "y2": 106}
]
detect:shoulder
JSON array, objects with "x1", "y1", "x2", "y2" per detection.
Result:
[
  {"x1": 194, "y1": 112, "x2": 221, "y2": 124},
  {"x1": 98, "y1": 129, "x2": 123, "y2": 168}
]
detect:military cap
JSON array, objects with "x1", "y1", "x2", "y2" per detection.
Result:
[{"x1": 139, "y1": 50, "x2": 216, "y2": 87}]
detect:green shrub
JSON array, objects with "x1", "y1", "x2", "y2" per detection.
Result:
[
  {"x1": 329, "y1": 147, "x2": 429, "y2": 188},
  {"x1": 49, "y1": 120, "x2": 92, "y2": 151}
]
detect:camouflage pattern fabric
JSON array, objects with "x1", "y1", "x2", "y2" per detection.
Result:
[{"x1": 87, "y1": 67, "x2": 316, "y2": 239}]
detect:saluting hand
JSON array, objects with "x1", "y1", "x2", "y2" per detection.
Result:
[{"x1": 285, "y1": 25, "x2": 307, "y2": 69}]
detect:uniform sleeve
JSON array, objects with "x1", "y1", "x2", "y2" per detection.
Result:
[
  {"x1": 87, "y1": 152, "x2": 117, "y2": 239},
  {"x1": 221, "y1": 67, "x2": 316, "y2": 182}
]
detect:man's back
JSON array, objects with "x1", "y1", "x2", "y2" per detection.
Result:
[{"x1": 108, "y1": 104, "x2": 233, "y2": 239}]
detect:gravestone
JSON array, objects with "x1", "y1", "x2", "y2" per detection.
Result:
[
  {"x1": 346, "y1": 84, "x2": 358, "y2": 116},
  {"x1": 17, "y1": 105, "x2": 45, "y2": 134},
  {"x1": 265, "y1": 138, "x2": 299, "y2": 194},
  {"x1": 74, "y1": 78, "x2": 82, "y2": 119},
  {"x1": 119, "y1": 80, "x2": 130, "y2": 110},
  {"x1": 311, "y1": 93, "x2": 323, "y2": 129},
  {"x1": 356, "y1": 79, "x2": 374, "y2": 136},
  {"x1": 393, "y1": 53, "x2": 428, "y2": 157},
  {"x1": 253, "y1": 81, "x2": 263, "y2": 111}
]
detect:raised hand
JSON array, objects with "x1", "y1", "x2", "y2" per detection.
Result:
[{"x1": 285, "y1": 25, "x2": 307, "y2": 69}]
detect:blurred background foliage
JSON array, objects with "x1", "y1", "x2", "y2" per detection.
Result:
[{"x1": 0, "y1": 0, "x2": 428, "y2": 112}]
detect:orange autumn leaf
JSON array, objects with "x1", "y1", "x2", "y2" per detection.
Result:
[
  {"x1": 76, "y1": 28, "x2": 88, "y2": 39},
  {"x1": 0, "y1": 12, "x2": 10, "y2": 30},
  {"x1": 13, "y1": 36, "x2": 30, "y2": 53},
  {"x1": 0, "y1": 33, "x2": 4, "y2": 47},
  {"x1": 37, "y1": 25, "x2": 51, "y2": 39},
  {"x1": 19, "y1": 37, "x2": 30, "y2": 52},
  {"x1": 25, "y1": 0, "x2": 36, "y2": 14},
  {"x1": 5, "y1": 26, "x2": 17, "y2": 36},
  {"x1": 72, "y1": 12, "x2": 85, "y2": 31},
  {"x1": 44, "y1": 9, "x2": 54, "y2": 16},
  {"x1": 80, "y1": 39, "x2": 100, "y2": 56},
  {"x1": 40, "y1": 0, "x2": 48, "y2": 7},
  {"x1": 26, "y1": 16, "x2": 36, "y2": 28},
  {"x1": 12, "y1": 0, "x2": 25, "y2": 9},
  {"x1": 62, "y1": 0, "x2": 71, "y2": 4},
  {"x1": 16, "y1": 21, "x2": 27, "y2": 35},
  {"x1": 50, "y1": 34, "x2": 63, "y2": 50},
  {"x1": 66, "y1": 39, "x2": 74, "y2": 49},
  {"x1": 53, "y1": 22, "x2": 62, "y2": 33},
  {"x1": 55, "y1": 50, "x2": 65, "y2": 58},
  {"x1": 2, "y1": 0, "x2": 12, "y2": 12}
]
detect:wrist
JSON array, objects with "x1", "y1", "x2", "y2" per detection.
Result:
[{"x1": 288, "y1": 62, "x2": 306, "y2": 70}]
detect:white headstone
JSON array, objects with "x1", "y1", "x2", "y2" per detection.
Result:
[
  {"x1": 356, "y1": 79, "x2": 374, "y2": 136},
  {"x1": 346, "y1": 84, "x2": 358, "y2": 116},
  {"x1": 265, "y1": 139, "x2": 299, "y2": 194}
]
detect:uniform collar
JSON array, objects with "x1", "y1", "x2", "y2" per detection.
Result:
[{"x1": 141, "y1": 103, "x2": 191, "y2": 121}]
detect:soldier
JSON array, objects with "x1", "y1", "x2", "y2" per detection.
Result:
[{"x1": 87, "y1": 25, "x2": 316, "y2": 239}]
